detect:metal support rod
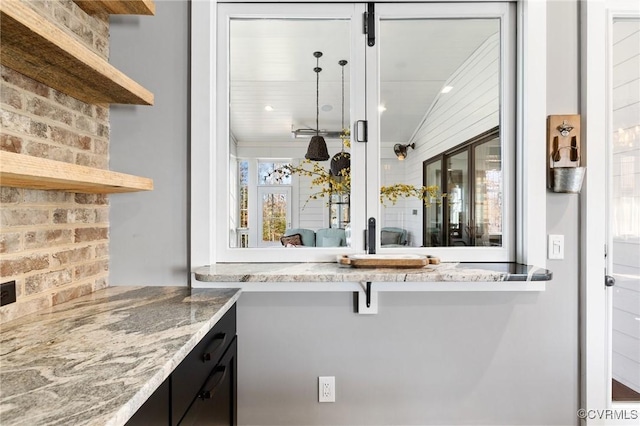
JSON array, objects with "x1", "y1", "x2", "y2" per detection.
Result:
[{"x1": 366, "y1": 282, "x2": 372, "y2": 307}]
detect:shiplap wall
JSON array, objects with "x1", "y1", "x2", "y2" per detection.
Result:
[
  {"x1": 381, "y1": 33, "x2": 500, "y2": 246},
  {"x1": 296, "y1": 170, "x2": 326, "y2": 230},
  {"x1": 380, "y1": 158, "x2": 423, "y2": 246},
  {"x1": 408, "y1": 32, "x2": 499, "y2": 159},
  {"x1": 611, "y1": 18, "x2": 640, "y2": 393}
]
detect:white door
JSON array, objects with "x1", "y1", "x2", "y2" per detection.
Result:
[
  {"x1": 608, "y1": 13, "x2": 640, "y2": 407},
  {"x1": 256, "y1": 186, "x2": 292, "y2": 247},
  {"x1": 582, "y1": 1, "x2": 640, "y2": 424}
]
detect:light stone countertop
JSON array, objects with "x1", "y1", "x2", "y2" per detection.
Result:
[
  {"x1": 0, "y1": 286, "x2": 241, "y2": 426},
  {"x1": 194, "y1": 261, "x2": 552, "y2": 283}
]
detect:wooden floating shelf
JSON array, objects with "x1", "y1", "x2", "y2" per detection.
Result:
[
  {"x1": 0, "y1": 0, "x2": 154, "y2": 105},
  {"x1": 74, "y1": 0, "x2": 155, "y2": 16},
  {"x1": 0, "y1": 152, "x2": 153, "y2": 194}
]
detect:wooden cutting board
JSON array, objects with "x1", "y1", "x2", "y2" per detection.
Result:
[{"x1": 338, "y1": 254, "x2": 438, "y2": 268}]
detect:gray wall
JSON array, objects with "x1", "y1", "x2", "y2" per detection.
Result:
[
  {"x1": 109, "y1": 1, "x2": 581, "y2": 424},
  {"x1": 109, "y1": 0, "x2": 189, "y2": 286}
]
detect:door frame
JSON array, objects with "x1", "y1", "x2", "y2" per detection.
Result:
[
  {"x1": 256, "y1": 186, "x2": 292, "y2": 247},
  {"x1": 581, "y1": 0, "x2": 640, "y2": 423}
]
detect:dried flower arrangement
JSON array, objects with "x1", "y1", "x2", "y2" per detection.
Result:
[{"x1": 271, "y1": 157, "x2": 443, "y2": 207}]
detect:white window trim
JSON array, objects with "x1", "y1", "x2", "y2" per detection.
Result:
[{"x1": 190, "y1": 0, "x2": 546, "y2": 268}]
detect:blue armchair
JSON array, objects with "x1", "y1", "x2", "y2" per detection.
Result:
[
  {"x1": 315, "y1": 228, "x2": 346, "y2": 247},
  {"x1": 380, "y1": 227, "x2": 408, "y2": 246}
]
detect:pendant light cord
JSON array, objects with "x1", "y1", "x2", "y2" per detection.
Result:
[
  {"x1": 314, "y1": 52, "x2": 322, "y2": 137},
  {"x1": 341, "y1": 64, "x2": 345, "y2": 133},
  {"x1": 339, "y1": 59, "x2": 348, "y2": 152},
  {"x1": 316, "y1": 61, "x2": 319, "y2": 137}
]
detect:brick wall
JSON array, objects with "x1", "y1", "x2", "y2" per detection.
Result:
[{"x1": 0, "y1": 0, "x2": 111, "y2": 323}]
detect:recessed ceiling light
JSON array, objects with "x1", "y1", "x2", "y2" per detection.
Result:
[
  {"x1": 441, "y1": 86, "x2": 453, "y2": 94},
  {"x1": 378, "y1": 105, "x2": 387, "y2": 112},
  {"x1": 321, "y1": 104, "x2": 333, "y2": 112},
  {"x1": 264, "y1": 105, "x2": 274, "y2": 111}
]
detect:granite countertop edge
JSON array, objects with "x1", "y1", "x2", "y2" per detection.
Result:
[
  {"x1": 109, "y1": 288, "x2": 242, "y2": 426},
  {"x1": 0, "y1": 286, "x2": 242, "y2": 426},
  {"x1": 193, "y1": 262, "x2": 552, "y2": 283}
]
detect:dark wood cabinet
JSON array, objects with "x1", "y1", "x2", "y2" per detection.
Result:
[
  {"x1": 179, "y1": 338, "x2": 237, "y2": 425},
  {"x1": 126, "y1": 304, "x2": 237, "y2": 426},
  {"x1": 126, "y1": 376, "x2": 170, "y2": 425}
]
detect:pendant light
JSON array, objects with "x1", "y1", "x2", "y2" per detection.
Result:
[
  {"x1": 331, "y1": 59, "x2": 351, "y2": 178},
  {"x1": 305, "y1": 51, "x2": 330, "y2": 161}
]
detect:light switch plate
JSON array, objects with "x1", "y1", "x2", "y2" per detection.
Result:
[{"x1": 548, "y1": 234, "x2": 564, "y2": 260}]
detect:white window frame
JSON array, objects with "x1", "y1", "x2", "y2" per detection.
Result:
[
  {"x1": 208, "y1": 2, "x2": 366, "y2": 262},
  {"x1": 367, "y1": 2, "x2": 515, "y2": 261},
  {"x1": 190, "y1": 0, "x2": 546, "y2": 267}
]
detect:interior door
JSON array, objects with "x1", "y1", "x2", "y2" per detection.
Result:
[{"x1": 608, "y1": 13, "x2": 640, "y2": 407}]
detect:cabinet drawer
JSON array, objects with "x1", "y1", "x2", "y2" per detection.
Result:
[
  {"x1": 172, "y1": 304, "x2": 236, "y2": 425},
  {"x1": 178, "y1": 337, "x2": 237, "y2": 425}
]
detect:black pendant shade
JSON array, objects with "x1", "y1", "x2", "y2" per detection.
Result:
[
  {"x1": 306, "y1": 135, "x2": 330, "y2": 161},
  {"x1": 330, "y1": 151, "x2": 350, "y2": 177},
  {"x1": 305, "y1": 51, "x2": 330, "y2": 161}
]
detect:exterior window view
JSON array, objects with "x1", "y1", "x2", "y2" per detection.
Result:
[{"x1": 0, "y1": 1, "x2": 638, "y2": 425}]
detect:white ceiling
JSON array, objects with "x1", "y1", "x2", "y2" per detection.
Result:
[{"x1": 229, "y1": 18, "x2": 498, "y2": 148}]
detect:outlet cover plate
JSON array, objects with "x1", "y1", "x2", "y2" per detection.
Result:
[
  {"x1": 318, "y1": 376, "x2": 335, "y2": 403},
  {"x1": 1, "y1": 281, "x2": 17, "y2": 306}
]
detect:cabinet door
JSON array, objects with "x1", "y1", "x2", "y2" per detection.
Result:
[
  {"x1": 178, "y1": 337, "x2": 237, "y2": 426},
  {"x1": 173, "y1": 305, "x2": 236, "y2": 424},
  {"x1": 126, "y1": 377, "x2": 170, "y2": 425}
]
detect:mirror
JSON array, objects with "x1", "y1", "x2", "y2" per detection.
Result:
[{"x1": 378, "y1": 18, "x2": 503, "y2": 248}]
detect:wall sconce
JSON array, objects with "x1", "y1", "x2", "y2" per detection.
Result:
[
  {"x1": 394, "y1": 143, "x2": 415, "y2": 160},
  {"x1": 547, "y1": 114, "x2": 585, "y2": 193}
]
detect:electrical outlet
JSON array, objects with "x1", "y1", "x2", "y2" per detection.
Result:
[
  {"x1": 318, "y1": 376, "x2": 335, "y2": 402},
  {"x1": 1, "y1": 281, "x2": 17, "y2": 306}
]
